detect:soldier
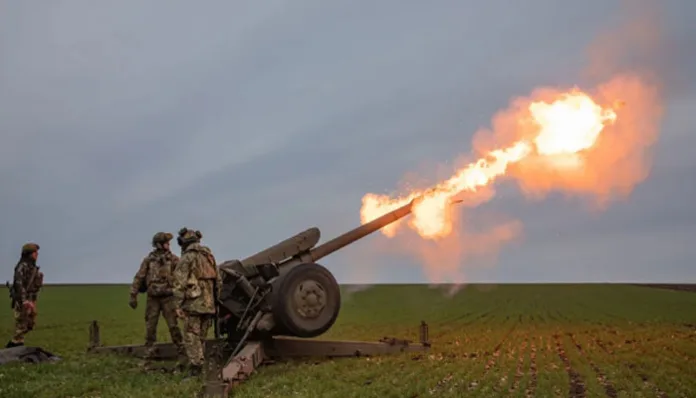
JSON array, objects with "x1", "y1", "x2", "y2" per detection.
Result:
[
  {"x1": 172, "y1": 227, "x2": 221, "y2": 377},
  {"x1": 6, "y1": 243, "x2": 44, "y2": 348},
  {"x1": 129, "y1": 232, "x2": 185, "y2": 368}
]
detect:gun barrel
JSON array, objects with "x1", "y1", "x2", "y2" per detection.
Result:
[
  {"x1": 307, "y1": 199, "x2": 415, "y2": 262},
  {"x1": 239, "y1": 227, "x2": 321, "y2": 268}
]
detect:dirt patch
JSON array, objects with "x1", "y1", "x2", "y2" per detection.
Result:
[{"x1": 595, "y1": 339, "x2": 612, "y2": 355}]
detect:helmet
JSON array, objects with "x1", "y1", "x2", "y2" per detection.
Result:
[
  {"x1": 21, "y1": 242, "x2": 40, "y2": 255},
  {"x1": 177, "y1": 227, "x2": 202, "y2": 247},
  {"x1": 152, "y1": 232, "x2": 173, "y2": 247}
]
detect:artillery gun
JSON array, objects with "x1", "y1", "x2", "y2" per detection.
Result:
[
  {"x1": 215, "y1": 196, "x2": 415, "y2": 347},
  {"x1": 87, "y1": 196, "x2": 453, "y2": 396}
]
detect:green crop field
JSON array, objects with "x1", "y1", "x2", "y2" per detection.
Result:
[{"x1": 1, "y1": 284, "x2": 694, "y2": 398}]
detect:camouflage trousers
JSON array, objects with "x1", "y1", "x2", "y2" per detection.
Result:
[
  {"x1": 182, "y1": 313, "x2": 214, "y2": 367},
  {"x1": 12, "y1": 301, "x2": 37, "y2": 344},
  {"x1": 144, "y1": 295, "x2": 184, "y2": 361}
]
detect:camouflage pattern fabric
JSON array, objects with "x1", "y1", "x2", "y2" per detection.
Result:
[
  {"x1": 172, "y1": 242, "x2": 221, "y2": 315},
  {"x1": 143, "y1": 296, "x2": 184, "y2": 361},
  {"x1": 130, "y1": 249, "x2": 179, "y2": 298},
  {"x1": 13, "y1": 260, "x2": 43, "y2": 303},
  {"x1": 11, "y1": 302, "x2": 37, "y2": 344},
  {"x1": 182, "y1": 314, "x2": 214, "y2": 367},
  {"x1": 129, "y1": 247, "x2": 184, "y2": 362},
  {"x1": 173, "y1": 235, "x2": 221, "y2": 371},
  {"x1": 10, "y1": 258, "x2": 43, "y2": 345}
]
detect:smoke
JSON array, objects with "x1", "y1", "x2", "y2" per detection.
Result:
[
  {"x1": 584, "y1": 0, "x2": 668, "y2": 90},
  {"x1": 525, "y1": 77, "x2": 659, "y2": 205},
  {"x1": 342, "y1": 283, "x2": 375, "y2": 302},
  {"x1": 344, "y1": 284, "x2": 374, "y2": 293},
  {"x1": 428, "y1": 283, "x2": 467, "y2": 298},
  {"x1": 469, "y1": 74, "x2": 663, "y2": 210},
  {"x1": 510, "y1": 0, "x2": 666, "y2": 209},
  {"x1": 333, "y1": 242, "x2": 381, "y2": 286},
  {"x1": 430, "y1": 1, "x2": 666, "y2": 284},
  {"x1": 375, "y1": 207, "x2": 523, "y2": 285},
  {"x1": 359, "y1": 1, "x2": 669, "y2": 288},
  {"x1": 470, "y1": 0, "x2": 667, "y2": 210}
]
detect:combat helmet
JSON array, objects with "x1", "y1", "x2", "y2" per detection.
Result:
[
  {"x1": 177, "y1": 227, "x2": 202, "y2": 248},
  {"x1": 152, "y1": 232, "x2": 173, "y2": 246},
  {"x1": 21, "y1": 242, "x2": 40, "y2": 255}
]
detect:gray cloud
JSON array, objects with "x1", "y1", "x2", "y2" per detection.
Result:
[{"x1": 1, "y1": 1, "x2": 694, "y2": 284}]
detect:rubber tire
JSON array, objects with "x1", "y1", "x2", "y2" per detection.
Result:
[{"x1": 271, "y1": 262, "x2": 341, "y2": 338}]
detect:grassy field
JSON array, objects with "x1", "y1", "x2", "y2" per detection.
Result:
[{"x1": 0, "y1": 284, "x2": 694, "y2": 398}]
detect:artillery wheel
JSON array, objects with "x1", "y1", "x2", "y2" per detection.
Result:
[{"x1": 272, "y1": 262, "x2": 341, "y2": 338}]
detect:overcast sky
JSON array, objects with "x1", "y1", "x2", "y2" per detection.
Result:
[{"x1": 1, "y1": 1, "x2": 694, "y2": 284}]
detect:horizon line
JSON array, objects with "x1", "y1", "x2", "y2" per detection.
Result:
[{"x1": 4, "y1": 282, "x2": 694, "y2": 287}]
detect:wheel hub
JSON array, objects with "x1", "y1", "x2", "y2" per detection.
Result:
[{"x1": 292, "y1": 280, "x2": 326, "y2": 319}]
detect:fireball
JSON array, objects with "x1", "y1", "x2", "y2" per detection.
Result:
[{"x1": 360, "y1": 90, "x2": 620, "y2": 239}]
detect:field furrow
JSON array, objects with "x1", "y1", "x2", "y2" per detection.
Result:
[
  {"x1": 525, "y1": 338, "x2": 538, "y2": 398},
  {"x1": 592, "y1": 335, "x2": 671, "y2": 397},
  {"x1": 553, "y1": 333, "x2": 587, "y2": 398},
  {"x1": 478, "y1": 325, "x2": 523, "y2": 396},
  {"x1": 508, "y1": 337, "x2": 528, "y2": 395},
  {"x1": 533, "y1": 333, "x2": 566, "y2": 397},
  {"x1": 566, "y1": 332, "x2": 617, "y2": 397}
]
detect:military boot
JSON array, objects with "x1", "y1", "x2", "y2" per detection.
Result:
[
  {"x1": 139, "y1": 360, "x2": 152, "y2": 371},
  {"x1": 139, "y1": 354, "x2": 158, "y2": 371},
  {"x1": 139, "y1": 345, "x2": 157, "y2": 370},
  {"x1": 173, "y1": 361, "x2": 187, "y2": 374},
  {"x1": 185, "y1": 365, "x2": 203, "y2": 378},
  {"x1": 174, "y1": 347, "x2": 188, "y2": 373},
  {"x1": 5, "y1": 341, "x2": 23, "y2": 348}
]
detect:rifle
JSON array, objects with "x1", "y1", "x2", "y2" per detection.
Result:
[
  {"x1": 6, "y1": 281, "x2": 16, "y2": 309},
  {"x1": 6, "y1": 266, "x2": 38, "y2": 310}
]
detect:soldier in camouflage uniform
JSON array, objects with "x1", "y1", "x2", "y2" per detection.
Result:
[
  {"x1": 6, "y1": 243, "x2": 44, "y2": 348},
  {"x1": 172, "y1": 227, "x2": 222, "y2": 377},
  {"x1": 129, "y1": 232, "x2": 185, "y2": 367}
]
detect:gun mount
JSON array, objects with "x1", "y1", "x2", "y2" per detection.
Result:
[{"x1": 215, "y1": 199, "x2": 416, "y2": 342}]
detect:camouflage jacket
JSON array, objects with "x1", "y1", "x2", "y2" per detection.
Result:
[
  {"x1": 13, "y1": 259, "x2": 43, "y2": 303},
  {"x1": 130, "y1": 249, "x2": 179, "y2": 297},
  {"x1": 172, "y1": 243, "x2": 221, "y2": 315}
]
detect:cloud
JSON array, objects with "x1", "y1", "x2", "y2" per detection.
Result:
[{"x1": 1, "y1": 1, "x2": 694, "y2": 284}]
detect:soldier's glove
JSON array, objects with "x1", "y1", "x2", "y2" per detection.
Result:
[
  {"x1": 175, "y1": 308, "x2": 185, "y2": 319},
  {"x1": 129, "y1": 296, "x2": 137, "y2": 309}
]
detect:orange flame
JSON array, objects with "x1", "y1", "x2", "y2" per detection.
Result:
[{"x1": 360, "y1": 90, "x2": 620, "y2": 239}]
